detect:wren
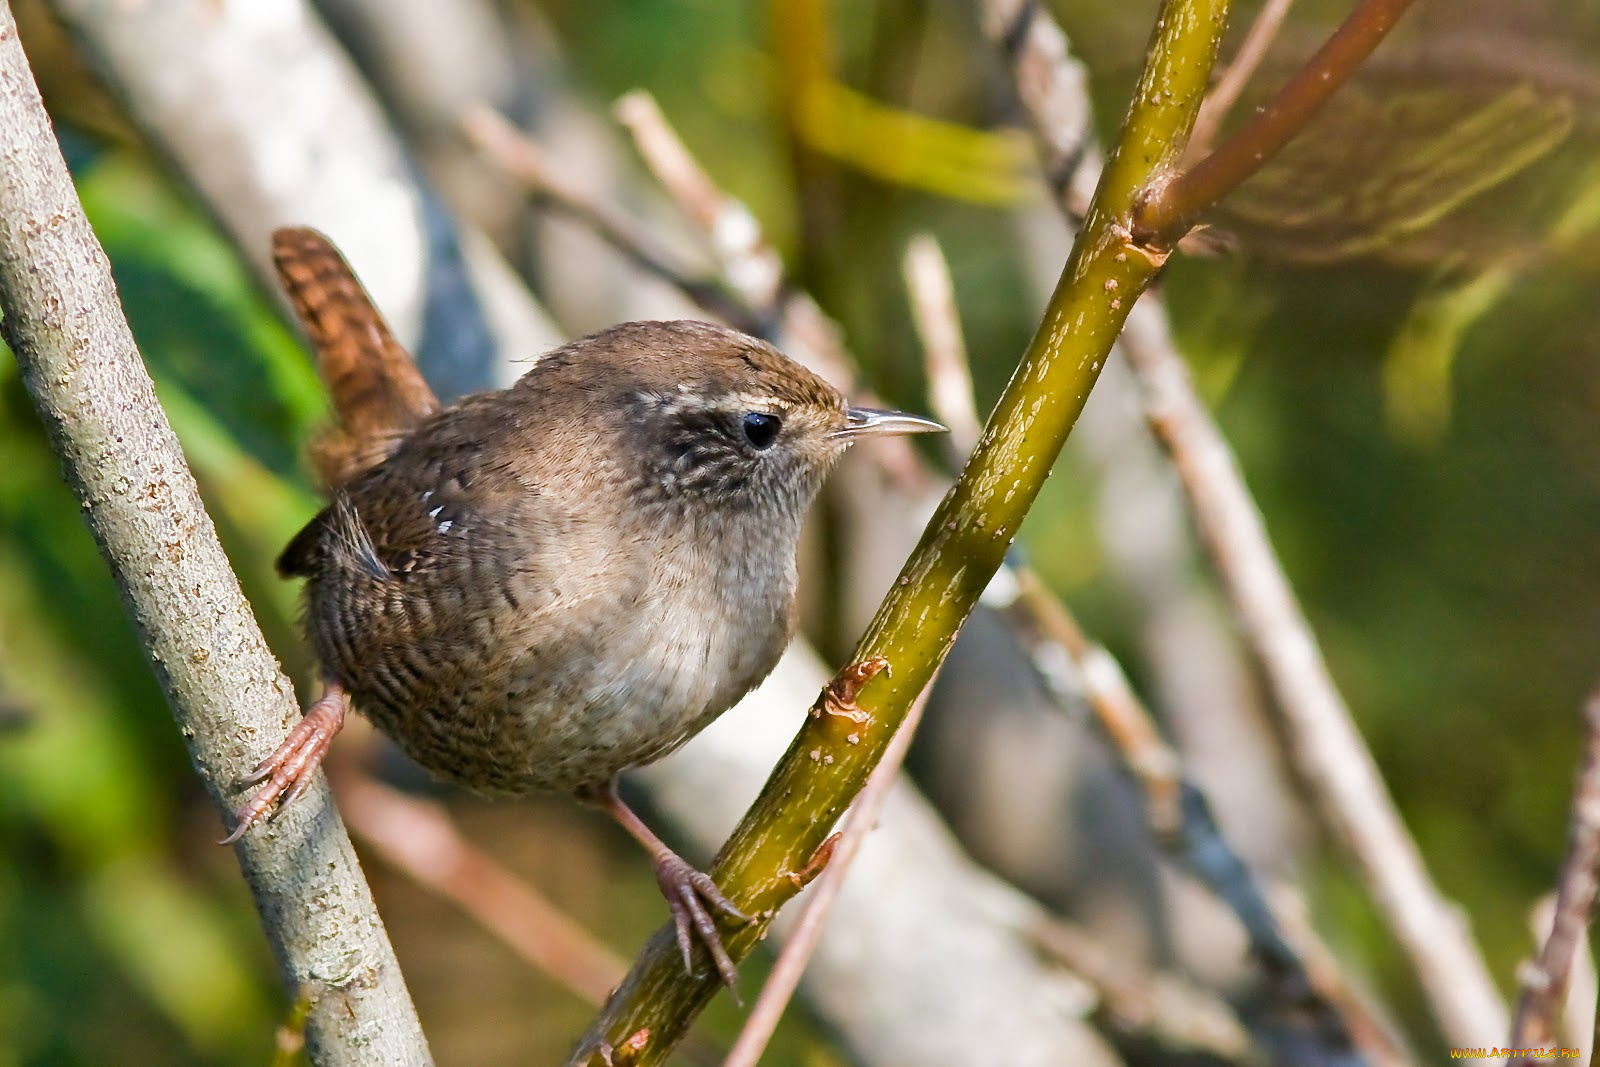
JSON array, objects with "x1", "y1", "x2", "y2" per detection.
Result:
[{"x1": 226, "y1": 228, "x2": 945, "y2": 985}]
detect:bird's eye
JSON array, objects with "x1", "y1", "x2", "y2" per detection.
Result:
[{"x1": 741, "y1": 411, "x2": 782, "y2": 450}]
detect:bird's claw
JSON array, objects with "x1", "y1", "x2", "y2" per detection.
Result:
[
  {"x1": 220, "y1": 690, "x2": 346, "y2": 844},
  {"x1": 652, "y1": 851, "x2": 748, "y2": 991}
]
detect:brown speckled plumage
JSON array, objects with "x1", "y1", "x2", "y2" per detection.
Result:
[
  {"x1": 235, "y1": 228, "x2": 942, "y2": 984},
  {"x1": 279, "y1": 320, "x2": 851, "y2": 794}
]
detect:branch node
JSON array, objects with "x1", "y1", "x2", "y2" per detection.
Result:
[
  {"x1": 1114, "y1": 215, "x2": 1173, "y2": 268},
  {"x1": 810, "y1": 655, "x2": 890, "y2": 725},
  {"x1": 592, "y1": 1027, "x2": 651, "y2": 1067},
  {"x1": 785, "y1": 832, "x2": 842, "y2": 891}
]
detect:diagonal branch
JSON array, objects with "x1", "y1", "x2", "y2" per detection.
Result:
[
  {"x1": 721, "y1": 683, "x2": 935, "y2": 1067},
  {"x1": 0, "y1": 5, "x2": 428, "y2": 1062}
]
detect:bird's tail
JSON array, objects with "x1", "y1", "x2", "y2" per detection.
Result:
[{"x1": 271, "y1": 226, "x2": 440, "y2": 490}]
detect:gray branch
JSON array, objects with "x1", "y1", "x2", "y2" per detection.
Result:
[{"x1": 0, "y1": 5, "x2": 429, "y2": 1063}]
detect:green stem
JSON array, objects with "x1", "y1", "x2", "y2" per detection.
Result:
[
  {"x1": 567, "y1": 0, "x2": 1230, "y2": 1061},
  {"x1": 1133, "y1": 0, "x2": 1420, "y2": 246}
]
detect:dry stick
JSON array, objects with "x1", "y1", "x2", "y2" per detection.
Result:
[
  {"x1": 613, "y1": 92, "x2": 784, "y2": 313},
  {"x1": 721, "y1": 685, "x2": 935, "y2": 1067},
  {"x1": 1134, "y1": 0, "x2": 1421, "y2": 244},
  {"x1": 1508, "y1": 688, "x2": 1600, "y2": 1062},
  {"x1": 0, "y1": 7, "x2": 430, "y2": 1064},
  {"x1": 903, "y1": 236, "x2": 985, "y2": 457},
  {"x1": 611, "y1": 91, "x2": 933, "y2": 492},
  {"x1": 986, "y1": 0, "x2": 1508, "y2": 1046},
  {"x1": 612, "y1": 93, "x2": 843, "y2": 375},
  {"x1": 1187, "y1": 0, "x2": 1299, "y2": 157},
  {"x1": 1541, "y1": 892, "x2": 1600, "y2": 1051}
]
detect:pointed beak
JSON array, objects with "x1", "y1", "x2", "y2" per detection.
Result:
[{"x1": 831, "y1": 406, "x2": 948, "y2": 442}]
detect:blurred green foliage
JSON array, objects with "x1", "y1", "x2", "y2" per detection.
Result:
[{"x1": 3, "y1": 0, "x2": 1600, "y2": 1062}]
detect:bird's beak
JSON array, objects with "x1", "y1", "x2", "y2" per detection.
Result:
[{"x1": 831, "y1": 406, "x2": 948, "y2": 442}]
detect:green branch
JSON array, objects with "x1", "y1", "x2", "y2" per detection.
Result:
[{"x1": 565, "y1": 0, "x2": 1232, "y2": 1061}]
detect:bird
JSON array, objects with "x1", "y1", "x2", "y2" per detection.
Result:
[{"x1": 225, "y1": 227, "x2": 945, "y2": 986}]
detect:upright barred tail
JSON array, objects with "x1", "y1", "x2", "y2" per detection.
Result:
[{"x1": 271, "y1": 227, "x2": 440, "y2": 490}]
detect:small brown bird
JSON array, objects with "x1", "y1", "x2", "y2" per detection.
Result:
[{"x1": 228, "y1": 228, "x2": 943, "y2": 984}]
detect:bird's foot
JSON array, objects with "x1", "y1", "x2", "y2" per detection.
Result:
[
  {"x1": 220, "y1": 687, "x2": 348, "y2": 844},
  {"x1": 580, "y1": 779, "x2": 751, "y2": 989},
  {"x1": 652, "y1": 849, "x2": 748, "y2": 990}
]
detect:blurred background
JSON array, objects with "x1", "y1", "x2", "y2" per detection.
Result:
[{"x1": 2, "y1": 0, "x2": 1599, "y2": 1063}]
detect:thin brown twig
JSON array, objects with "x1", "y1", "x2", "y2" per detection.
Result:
[
  {"x1": 721, "y1": 683, "x2": 936, "y2": 1067},
  {"x1": 611, "y1": 92, "x2": 853, "y2": 382},
  {"x1": 1527, "y1": 895, "x2": 1598, "y2": 1055},
  {"x1": 1010, "y1": 571, "x2": 1187, "y2": 836},
  {"x1": 614, "y1": 91, "x2": 784, "y2": 314},
  {"x1": 1188, "y1": 0, "x2": 1299, "y2": 157},
  {"x1": 460, "y1": 105, "x2": 758, "y2": 333},
  {"x1": 1508, "y1": 687, "x2": 1600, "y2": 1063},
  {"x1": 1134, "y1": 0, "x2": 1421, "y2": 246}
]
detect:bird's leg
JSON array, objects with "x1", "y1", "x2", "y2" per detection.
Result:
[
  {"x1": 220, "y1": 684, "x2": 349, "y2": 844},
  {"x1": 579, "y1": 779, "x2": 749, "y2": 989}
]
